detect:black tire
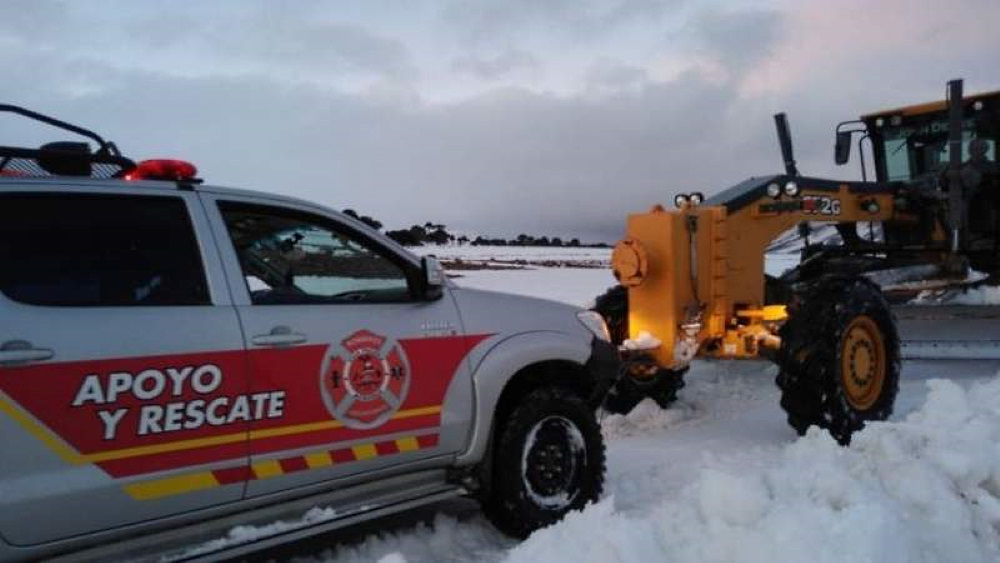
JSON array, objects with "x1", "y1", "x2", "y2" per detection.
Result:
[
  {"x1": 591, "y1": 285, "x2": 685, "y2": 414},
  {"x1": 765, "y1": 274, "x2": 792, "y2": 305},
  {"x1": 776, "y1": 275, "x2": 900, "y2": 445},
  {"x1": 592, "y1": 285, "x2": 628, "y2": 345},
  {"x1": 482, "y1": 387, "x2": 605, "y2": 538}
]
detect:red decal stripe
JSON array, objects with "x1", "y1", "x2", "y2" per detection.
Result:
[
  {"x1": 213, "y1": 465, "x2": 253, "y2": 485},
  {"x1": 375, "y1": 440, "x2": 399, "y2": 456},
  {"x1": 279, "y1": 456, "x2": 309, "y2": 474},
  {"x1": 417, "y1": 434, "x2": 439, "y2": 448}
]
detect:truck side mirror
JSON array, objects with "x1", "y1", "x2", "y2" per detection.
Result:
[
  {"x1": 420, "y1": 256, "x2": 445, "y2": 300},
  {"x1": 835, "y1": 131, "x2": 852, "y2": 165}
]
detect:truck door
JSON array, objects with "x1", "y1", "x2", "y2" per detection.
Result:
[
  {"x1": 202, "y1": 194, "x2": 479, "y2": 497},
  {"x1": 0, "y1": 188, "x2": 249, "y2": 546}
]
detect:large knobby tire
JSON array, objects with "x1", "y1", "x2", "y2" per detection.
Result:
[
  {"x1": 482, "y1": 387, "x2": 605, "y2": 538},
  {"x1": 592, "y1": 285, "x2": 628, "y2": 345},
  {"x1": 776, "y1": 275, "x2": 900, "y2": 445},
  {"x1": 591, "y1": 285, "x2": 685, "y2": 414}
]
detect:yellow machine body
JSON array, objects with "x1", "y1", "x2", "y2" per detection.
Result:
[{"x1": 613, "y1": 183, "x2": 902, "y2": 368}]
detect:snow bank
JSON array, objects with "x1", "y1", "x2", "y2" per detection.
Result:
[
  {"x1": 452, "y1": 266, "x2": 615, "y2": 307},
  {"x1": 302, "y1": 511, "x2": 514, "y2": 563},
  {"x1": 911, "y1": 284, "x2": 1000, "y2": 306},
  {"x1": 621, "y1": 331, "x2": 662, "y2": 351},
  {"x1": 505, "y1": 377, "x2": 1000, "y2": 563},
  {"x1": 178, "y1": 507, "x2": 339, "y2": 559}
]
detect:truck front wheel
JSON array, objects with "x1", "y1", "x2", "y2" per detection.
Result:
[{"x1": 482, "y1": 386, "x2": 605, "y2": 538}]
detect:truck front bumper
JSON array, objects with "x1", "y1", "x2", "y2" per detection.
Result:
[{"x1": 585, "y1": 337, "x2": 621, "y2": 408}]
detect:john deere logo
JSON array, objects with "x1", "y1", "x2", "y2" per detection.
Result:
[{"x1": 319, "y1": 329, "x2": 410, "y2": 429}]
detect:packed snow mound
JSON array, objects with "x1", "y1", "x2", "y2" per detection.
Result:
[
  {"x1": 911, "y1": 283, "x2": 1000, "y2": 306},
  {"x1": 300, "y1": 511, "x2": 514, "y2": 563},
  {"x1": 505, "y1": 377, "x2": 1000, "y2": 563},
  {"x1": 621, "y1": 331, "x2": 662, "y2": 351}
]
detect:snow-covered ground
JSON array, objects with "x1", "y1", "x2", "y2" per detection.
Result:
[
  {"x1": 412, "y1": 245, "x2": 611, "y2": 264},
  {"x1": 410, "y1": 245, "x2": 800, "y2": 308},
  {"x1": 256, "y1": 246, "x2": 1000, "y2": 563},
  {"x1": 290, "y1": 362, "x2": 1000, "y2": 563},
  {"x1": 911, "y1": 284, "x2": 1000, "y2": 306}
]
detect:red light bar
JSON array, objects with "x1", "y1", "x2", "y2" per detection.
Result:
[{"x1": 125, "y1": 159, "x2": 198, "y2": 182}]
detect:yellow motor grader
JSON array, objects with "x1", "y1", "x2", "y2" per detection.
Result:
[{"x1": 594, "y1": 79, "x2": 999, "y2": 443}]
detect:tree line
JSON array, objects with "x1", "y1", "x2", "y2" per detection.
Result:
[{"x1": 342, "y1": 209, "x2": 606, "y2": 247}]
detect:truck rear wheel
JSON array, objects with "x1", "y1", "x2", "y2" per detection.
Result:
[
  {"x1": 482, "y1": 387, "x2": 605, "y2": 538},
  {"x1": 776, "y1": 276, "x2": 900, "y2": 444}
]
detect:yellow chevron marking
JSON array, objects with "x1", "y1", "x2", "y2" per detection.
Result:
[
  {"x1": 249, "y1": 420, "x2": 342, "y2": 440},
  {"x1": 84, "y1": 431, "x2": 247, "y2": 463},
  {"x1": 252, "y1": 459, "x2": 284, "y2": 479},
  {"x1": 123, "y1": 433, "x2": 438, "y2": 501},
  {"x1": 0, "y1": 396, "x2": 83, "y2": 464},
  {"x1": 75, "y1": 405, "x2": 443, "y2": 463},
  {"x1": 395, "y1": 436, "x2": 420, "y2": 452},
  {"x1": 305, "y1": 451, "x2": 333, "y2": 468},
  {"x1": 123, "y1": 472, "x2": 218, "y2": 500}
]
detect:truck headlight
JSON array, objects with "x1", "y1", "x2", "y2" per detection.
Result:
[{"x1": 577, "y1": 311, "x2": 611, "y2": 342}]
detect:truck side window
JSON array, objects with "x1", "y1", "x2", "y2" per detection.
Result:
[
  {"x1": 0, "y1": 193, "x2": 209, "y2": 307},
  {"x1": 218, "y1": 202, "x2": 412, "y2": 305}
]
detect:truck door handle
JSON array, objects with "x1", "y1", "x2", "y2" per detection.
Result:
[
  {"x1": 0, "y1": 340, "x2": 55, "y2": 365},
  {"x1": 251, "y1": 326, "x2": 308, "y2": 347}
]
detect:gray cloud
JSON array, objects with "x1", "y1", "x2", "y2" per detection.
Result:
[
  {"x1": 695, "y1": 8, "x2": 782, "y2": 75},
  {"x1": 585, "y1": 60, "x2": 650, "y2": 92},
  {"x1": 2, "y1": 1, "x2": 999, "y2": 245},
  {"x1": 209, "y1": 18, "x2": 417, "y2": 80},
  {"x1": 452, "y1": 49, "x2": 539, "y2": 79},
  {"x1": 442, "y1": 0, "x2": 678, "y2": 45}
]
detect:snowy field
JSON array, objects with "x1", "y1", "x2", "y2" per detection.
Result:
[
  {"x1": 411, "y1": 246, "x2": 800, "y2": 307},
  {"x1": 252, "y1": 246, "x2": 1000, "y2": 563}
]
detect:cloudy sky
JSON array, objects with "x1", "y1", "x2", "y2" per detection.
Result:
[{"x1": 3, "y1": 0, "x2": 998, "y2": 241}]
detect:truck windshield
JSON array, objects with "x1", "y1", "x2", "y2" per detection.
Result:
[{"x1": 881, "y1": 118, "x2": 996, "y2": 182}]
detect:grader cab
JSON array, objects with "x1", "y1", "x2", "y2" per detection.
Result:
[{"x1": 595, "y1": 79, "x2": 999, "y2": 444}]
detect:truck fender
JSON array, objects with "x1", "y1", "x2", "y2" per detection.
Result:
[{"x1": 455, "y1": 330, "x2": 590, "y2": 465}]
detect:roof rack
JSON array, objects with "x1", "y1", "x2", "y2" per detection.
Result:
[{"x1": 0, "y1": 104, "x2": 136, "y2": 179}]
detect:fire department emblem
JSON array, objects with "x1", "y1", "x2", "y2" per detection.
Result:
[{"x1": 319, "y1": 330, "x2": 411, "y2": 429}]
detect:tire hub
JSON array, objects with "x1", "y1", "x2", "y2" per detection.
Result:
[
  {"x1": 840, "y1": 315, "x2": 886, "y2": 411},
  {"x1": 521, "y1": 416, "x2": 585, "y2": 509}
]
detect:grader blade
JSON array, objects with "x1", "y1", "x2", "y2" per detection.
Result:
[{"x1": 896, "y1": 305, "x2": 1000, "y2": 360}]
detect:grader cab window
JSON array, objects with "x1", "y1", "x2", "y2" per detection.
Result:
[{"x1": 880, "y1": 118, "x2": 997, "y2": 182}]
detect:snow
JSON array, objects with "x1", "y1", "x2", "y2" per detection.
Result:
[
  {"x1": 911, "y1": 284, "x2": 1000, "y2": 306},
  {"x1": 412, "y1": 245, "x2": 611, "y2": 264},
  {"x1": 451, "y1": 266, "x2": 616, "y2": 308},
  {"x1": 506, "y1": 377, "x2": 1000, "y2": 563},
  {"x1": 177, "y1": 507, "x2": 339, "y2": 559},
  {"x1": 297, "y1": 369, "x2": 1000, "y2": 563},
  {"x1": 621, "y1": 331, "x2": 662, "y2": 351},
  {"x1": 229, "y1": 246, "x2": 1000, "y2": 563}
]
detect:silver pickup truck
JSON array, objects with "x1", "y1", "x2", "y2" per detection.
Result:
[{"x1": 0, "y1": 106, "x2": 618, "y2": 561}]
